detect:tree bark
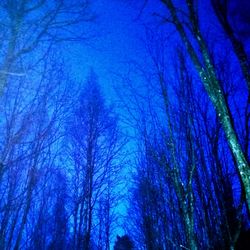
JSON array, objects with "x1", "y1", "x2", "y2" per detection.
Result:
[{"x1": 161, "y1": 0, "x2": 250, "y2": 214}]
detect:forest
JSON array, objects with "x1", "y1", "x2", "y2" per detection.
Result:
[{"x1": 0, "y1": 0, "x2": 249, "y2": 249}]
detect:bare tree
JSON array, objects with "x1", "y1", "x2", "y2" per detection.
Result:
[
  {"x1": 211, "y1": 0, "x2": 250, "y2": 92},
  {"x1": 0, "y1": 54, "x2": 70, "y2": 249},
  {"x1": 0, "y1": 0, "x2": 94, "y2": 96},
  {"x1": 159, "y1": 0, "x2": 250, "y2": 214},
  {"x1": 68, "y1": 70, "x2": 124, "y2": 250}
]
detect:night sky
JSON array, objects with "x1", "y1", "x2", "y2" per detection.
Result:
[
  {"x1": 63, "y1": 1, "x2": 157, "y2": 99},
  {"x1": 63, "y1": 0, "x2": 250, "y2": 98},
  {"x1": 1, "y1": 0, "x2": 250, "y2": 249},
  {"x1": 60, "y1": 0, "x2": 250, "y2": 245}
]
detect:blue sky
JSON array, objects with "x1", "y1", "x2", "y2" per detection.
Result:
[
  {"x1": 63, "y1": 1, "x2": 142, "y2": 96},
  {"x1": 62, "y1": 0, "x2": 164, "y2": 102}
]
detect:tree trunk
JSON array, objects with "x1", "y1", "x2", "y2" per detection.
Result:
[{"x1": 161, "y1": 0, "x2": 250, "y2": 214}]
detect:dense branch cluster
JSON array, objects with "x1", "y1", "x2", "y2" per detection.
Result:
[{"x1": 0, "y1": 0, "x2": 249, "y2": 250}]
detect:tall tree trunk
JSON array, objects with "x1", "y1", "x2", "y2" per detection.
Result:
[
  {"x1": 14, "y1": 169, "x2": 34, "y2": 250},
  {"x1": 161, "y1": 0, "x2": 250, "y2": 214},
  {"x1": 0, "y1": 1, "x2": 25, "y2": 96}
]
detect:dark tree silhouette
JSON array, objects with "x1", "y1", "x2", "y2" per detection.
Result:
[{"x1": 114, "y1": 235, "x2": 134, "y2": 250}]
